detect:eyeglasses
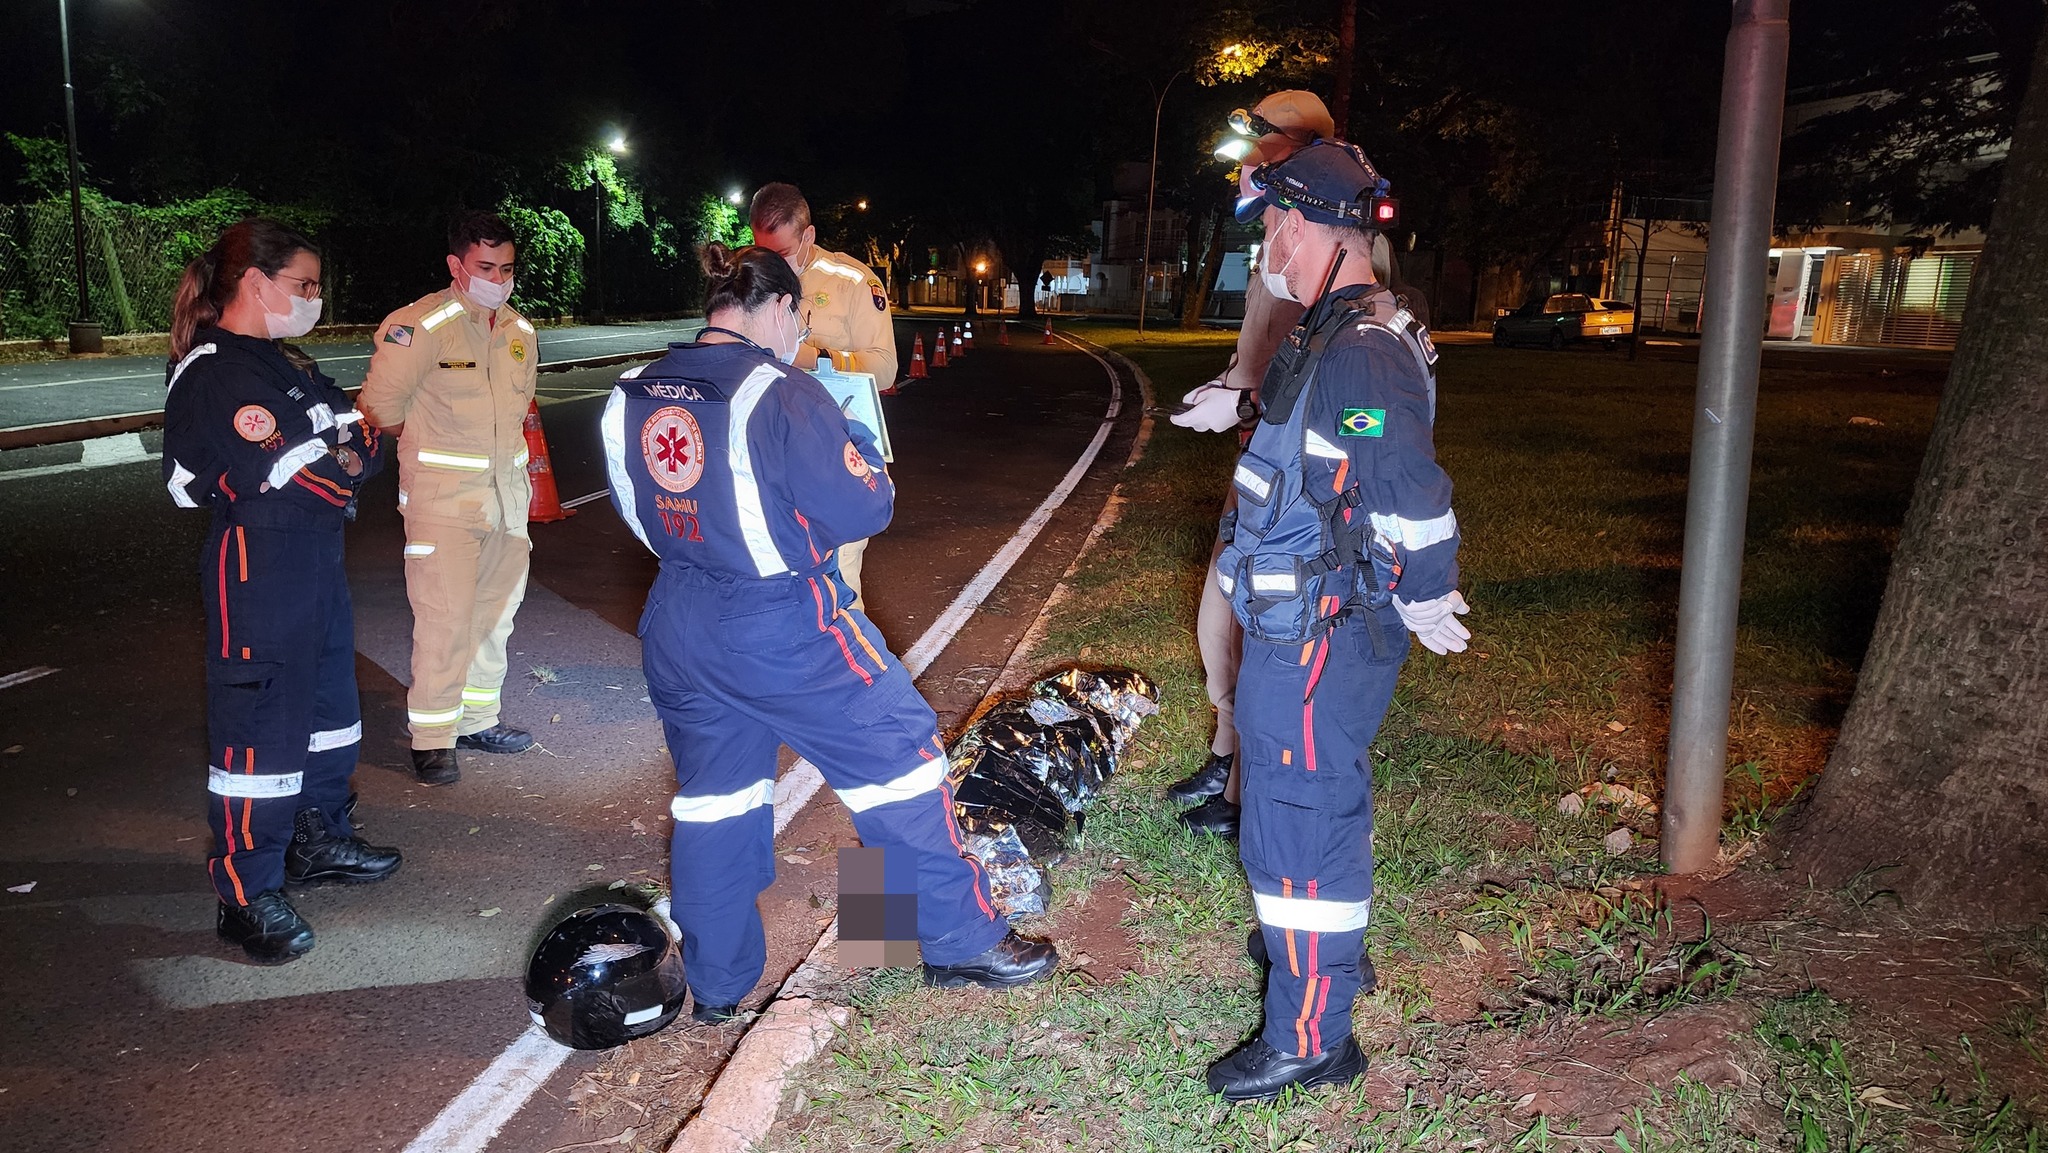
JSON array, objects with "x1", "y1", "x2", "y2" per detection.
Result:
[{"x1": 273, "y1": 273, "x2": 322, "y2": 300}]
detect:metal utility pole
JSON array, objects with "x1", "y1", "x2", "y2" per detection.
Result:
[
  {"x1": 589, "y1": 179, "x2": 605, "y2": 323},
  {"x1": 58, "y1": 0, "x2": 101, "y2": 354},
  {"x1": 1662, "y1": 0, "x2": 1790, "y2": 874},
  {"x1": 1628, "y1": 213, "x2": 1651, "y2": 361}
]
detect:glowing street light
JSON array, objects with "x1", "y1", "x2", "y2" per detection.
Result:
[
  {"x1": 607, "y1": 134, "x2": 629, "y2": 155},
  {"x1": 726, "y1": 189, "x2": 745, "y2": 206},
  {"x1": 857, "y1": 198, "x2": 870, "y2": 212}
]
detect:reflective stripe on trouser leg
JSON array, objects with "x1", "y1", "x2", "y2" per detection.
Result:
[
  {"x1": 1236, "y1": 613, "x2": 1405, "y2": 1057},
  {"x1": 456, "y1": 527, "x2": 530, "y2": 737},
  {"x1": 401, "y1": 520, "x2": 482, "y2": 748},
  {"x1": 199, "y1": 522, "x2": 337, "y2": 904},
  {"x1": 655, "y1": 701, "x2": 781, "y2": 1007},
  {"x1": 302, "y1": 567, "x2": 364, "y2": 837}
]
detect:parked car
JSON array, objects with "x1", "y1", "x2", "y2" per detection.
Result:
[{"x1": 1492, "y1": 294, "x2": 1636, "y2": 349}]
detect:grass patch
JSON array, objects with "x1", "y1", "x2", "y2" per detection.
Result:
[{"x1": 749, "y1": 328, "x2": 2041, "y2": 1151}]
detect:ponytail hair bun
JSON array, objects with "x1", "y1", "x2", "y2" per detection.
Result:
[{"x1": 700, "y1": 242, "x2": 802, "y2": 318}]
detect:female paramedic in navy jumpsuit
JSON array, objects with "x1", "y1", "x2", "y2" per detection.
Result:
[
  {"x1": 603, "y1": 243, "x2": 1056, "y2": 1022},
  {"x1": 163, "y1": 219, "x2": 402, "y2": 966}
]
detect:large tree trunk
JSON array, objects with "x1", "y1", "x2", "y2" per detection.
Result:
[
  {"x1": 1181, "y1": 209, "x2": 1229, "y2": 330},
  {"x1": 1783, "y1": 20, "x2": 2048, "y2": 925}
]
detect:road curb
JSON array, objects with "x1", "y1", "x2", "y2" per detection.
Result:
[
  {"x1": 665, "y1": 326, "x2": 1155, "y2": 1153},
  {"x1": 0, "y1": 347, "x2": 674, "y2": 451}
]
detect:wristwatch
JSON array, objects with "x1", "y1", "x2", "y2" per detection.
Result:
[{"x1": 333, "y1": 445, "x2": 363, "y2": 477}]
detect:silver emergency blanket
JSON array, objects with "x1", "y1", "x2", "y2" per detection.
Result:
[{"x1": 948, "y1": 668, "x2": 1159, "y2": 915}]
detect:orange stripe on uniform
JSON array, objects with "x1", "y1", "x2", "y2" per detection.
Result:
[
  {"x1": 236, "y1": 526, "x2": 248, "y2": 582},
  {"x1": 217, "y1": 534, "x2": 232, "y2": 658},
  {"x1": 806, "y1": 578, "x2": 872, "y2": 686},
  {"x1": 240, "y1": 746, "x2": 255, "y2": 846}
]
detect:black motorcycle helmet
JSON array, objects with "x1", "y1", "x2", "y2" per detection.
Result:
[{"x1": 525, "y1": 904, "x2": 688, "y2": 1049}]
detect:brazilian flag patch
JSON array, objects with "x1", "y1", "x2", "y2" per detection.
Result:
[{"x1": 1339, "y1": 407, "x2": 1386, "y2": 437}]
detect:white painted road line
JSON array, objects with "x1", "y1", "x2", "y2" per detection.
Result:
[
  {"x1": 398, "y1": 1028, "x2": 575, "y2": 1153},
  {"x1": 406, "y1": 326, "x2": 1128, "y2": 1153},
  {"x1": 0, "y1": 666, "x2": 59, "y2": 690}
]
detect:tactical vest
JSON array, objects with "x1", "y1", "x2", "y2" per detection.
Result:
[{"x1": 1215, "y1": 290, "x2": 1439, "y2": 647}]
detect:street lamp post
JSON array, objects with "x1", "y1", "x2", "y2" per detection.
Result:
[
  {"x1": 1137, "y1": 70, "x2": 1185, "y2": 339},
  {"x1": 57, "y1": 0, "x2": 100, "y2": 354},
  {"x1": 589, "y1": 134, "x2": 627, "y2": 324}
]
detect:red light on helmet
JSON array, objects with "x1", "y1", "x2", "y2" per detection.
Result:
[{"x1": 1370, "y1": 197, "x2": 1399, "y2": 227}]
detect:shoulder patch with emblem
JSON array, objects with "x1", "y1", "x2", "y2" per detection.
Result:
[
  {"x1": 234, "y1": 405, "x2": 278, "y2": 442},
  {"x1": 869, "y1": 279, "x2": 887, "y2": 312},
  {"x1": 842, "y1": 441, "x2": 873, "y2": 478},
  {"x1": 384, "y1": 324, "x2": 413, "y2": 347},
  {"x1": 509, "y1": 339, "x2": 526, "y2": 363},
  {"x1": 1338, "y1": 408, "x2": 1385, "y2": 437}
]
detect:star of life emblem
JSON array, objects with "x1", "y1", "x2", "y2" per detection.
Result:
[{"x1": 640, "y1": 406, "x2": 705, "y2": 494}]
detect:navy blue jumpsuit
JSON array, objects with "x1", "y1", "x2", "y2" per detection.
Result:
[
  {"x1": 1224, "y1": 285, "x2": 1459, "y2": 1058},
  {"x1": 162, "y1": 328, "x2": 384, "y2": 906},
  {"x1": 602, "y1": 339, "x2": 1008, "y2": 1008}
]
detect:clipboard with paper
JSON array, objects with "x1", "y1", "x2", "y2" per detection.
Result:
[{"x1": 810, "y1": 364, "x2": 894, "y2": 462}]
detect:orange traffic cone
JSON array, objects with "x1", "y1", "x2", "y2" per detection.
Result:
[
  {"x1": 951, "y1": 326, "x2": 964, "y2": 359},
  {"x1": 997, "y1": 318, "x2": 1010, "y2": 346},
  {"x1": 932, "y1": 329, "x2": 949, "y2": 368},
  {"x1": 1042, "y1": 314, "x2": 1055, "y2": 344},
  {"x1": 963, "y1": 321, "x2": 975, "y2": 350},
  {"x1": 909, "y1": 333, "x2": 928, "y2": 379},
  {"x1": 524, "y1": 400, "x2": 575, "y2": 523}
]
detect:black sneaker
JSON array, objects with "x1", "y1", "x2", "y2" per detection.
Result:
[
  {"x1": 1165, "y1": 752, "x2": 1232, "y2": 805},
  {"x1": 1206, "y1": 1035, "x2": 1365, "y2": 1102},
  {"x1": 285, "y1": 808, "x2": 402, "y2": 885},
  {"x1": 457, "y1": 724, "x2": 535, "y2": 754},
  {"x1": 217, "y1": 889, "x2": 316, "y2": 965},
  {"x1": 922, "y1": 930, "x2": 1059, "y2": 989},
  {"x1": 412, "y1": 747, "x2": 459, "y2": 786},
  {"x1": 1179, "y1": 796, "x2": 1240, "y2": 839}
]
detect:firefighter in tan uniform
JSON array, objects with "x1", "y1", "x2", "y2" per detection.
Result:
[
  {"x1": 749, "y1": 183, "x2": 898, "y2": 609},
  {"x1": 358, "y1": 211, "x2": 538, "y2": 786}
]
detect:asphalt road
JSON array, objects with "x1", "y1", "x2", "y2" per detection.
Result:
[
  {"x1": 0, "y1": 320, "x2": 1146, "y2": 1153},
  {"x1": 0, "y1": 319, "x2": 707, "y2": 436}
]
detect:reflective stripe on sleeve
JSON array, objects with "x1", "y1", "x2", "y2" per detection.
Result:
[
  {"x1": 168, "y1": 460, "x2": 200, "y2": 508},
  {"x1": 600, "y1": 388, "x2": 654, "y2": 553},
  {"x1": 266, "y1": 438, "x2": 331, "y2": 490},
  {"x1": 1369, "y1": 509, "x2": 1459, "y2": 551},
  {"x1": 835, "y1": 756, "x2": 948, "y2": 814},
  {"x1": 419, "y1": 300, "x2": 466, "y2": 331},
  {"x1": 208, "y1": 767, "x2": 305, "y2": 799},
  {"x1": 167, "y1": 343, "x2": 217, "y2": 392},
  {"x1": 397, "y1": 489, "x2": 409, "y2": 508},
  {"x1": 308, "y1": 722, "x2": 362, "y2": 752},
  {"x1": 670, "y1": 778, "x2": 774, "y2": 823},
  {"x1": 415, "y1": 449, "x2": 492, "y2": 471},
  {"x1": 306, "y1": 403, "x2": 337, "y2": 434},
  {"x1": 1251, "y1": 891, "x2": 1372, "y2": 933},
  {"x1": 408, "y1": 704, "x2": 465, "y2": 727},
  {"x1": 513, "y1": 446, "x2": 531, "y2": 469},
  {"x1": 404, "y1": 542, "x2": 436, "y2": 557}
]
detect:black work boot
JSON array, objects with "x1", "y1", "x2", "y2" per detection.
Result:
[
  {"x1": 457, "y1": 724, "x2": 535, "y2": 754},
  {"x1": 1247, "y1": 928, "x2": 1377, "y2": 994},
  {"x1": 1165, "y1": 752, "x2": 1233, "y2": 804},
  {"x1": 218, "y1": 889, "x2": 315, "y2": 965},
  {"x1": 1179, "y1": 795, "x2": 1241, "y2": 838},
  {"x1": 922, "y1": 930, "x2": 1059, "y2": 989},
  {"x1": 690, "y1": 1001, "x2": 743, "y2": 1025},
  {"x1": 412, "y1": 747, "x2": 459, "y2": 786},
  {"x1": 285, "y1": 807, "x2": 402, "y2": 885},
  {"x1": 1206, "y1": 1035, "x2": 1365, "y2": 1101}
]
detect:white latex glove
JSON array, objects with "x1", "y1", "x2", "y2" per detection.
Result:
[
  {"x1": 1394, "y1": 590, "x2": 1472, "y2": 655},
  {"x1": 1169, "y1": 379, "x2": 1245, "y2": 433}
]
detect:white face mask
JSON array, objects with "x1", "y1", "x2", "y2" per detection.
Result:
[
  {"x1": 461, "y1": 271, "x2": 514, "y2": 311},
  {"x1": 773, "y1": 307, "x2": 801, "y2": 365},
  {"x1": 262, "y1": 276, "x2": 323, "y2": 339},
  {"x1": 1261, "y1": 230, "x2": 1300, "y2": 304}
]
